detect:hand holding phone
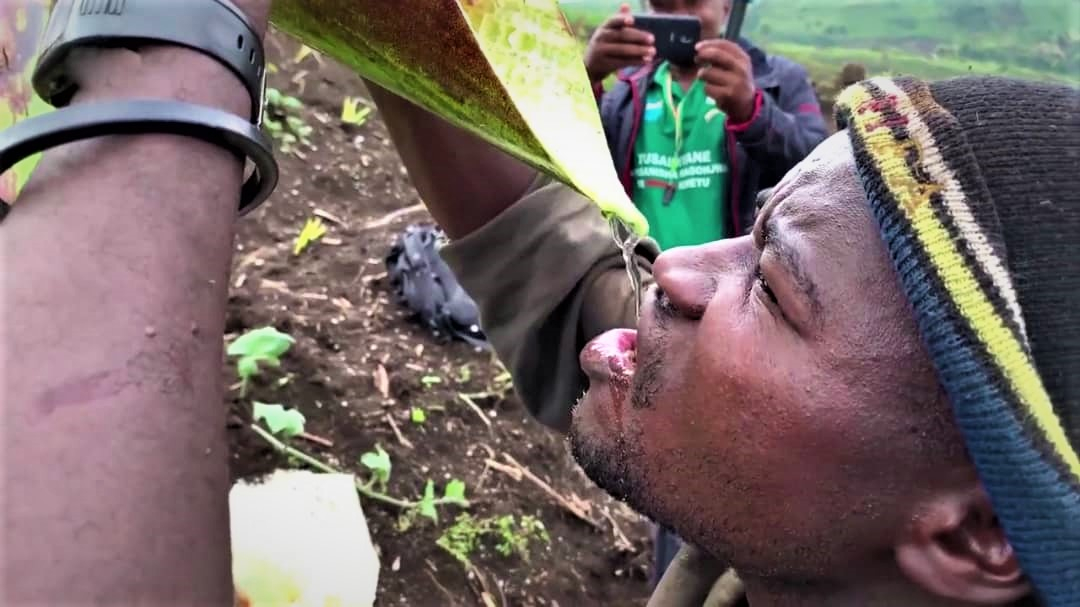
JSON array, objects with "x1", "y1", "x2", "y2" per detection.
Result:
[{"x1": 582, "y1": 5, "x2": 657, "y2": 84}]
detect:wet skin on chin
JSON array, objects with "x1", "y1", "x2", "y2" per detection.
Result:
[{"x1": 569, "y1": 132, "x2": 966, "y2": 584}]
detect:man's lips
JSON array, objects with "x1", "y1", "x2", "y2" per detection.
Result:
[{"x1": 579, "y1": 329, "x2": 637, "y2": 384}]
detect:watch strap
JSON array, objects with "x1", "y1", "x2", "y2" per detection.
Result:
[
  {"x1": 0, "y1": 98, "x2": 279, "y2": 222},
  {"x1": 33, "y1": 0, "x2": 266, "y2": 123}
]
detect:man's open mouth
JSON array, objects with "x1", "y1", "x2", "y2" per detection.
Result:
[{"x1": 579, "y1": 328, "x2": 638, "y2": 383}]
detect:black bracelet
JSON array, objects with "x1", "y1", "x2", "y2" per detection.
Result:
[
  {"x1": 34, "y1": 0, "x2": 267, "y2": 123},
  {"x1": 0, "y1": 99, "x2": 279, "y2": 222}
]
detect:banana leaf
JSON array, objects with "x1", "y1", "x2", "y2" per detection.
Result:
[{"x1": 268, "y1": 0, "x2": 646, "y2": 235}]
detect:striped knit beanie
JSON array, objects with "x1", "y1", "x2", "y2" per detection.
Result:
[{"x1": 835, "y1": 76, "x2": 1079, "y2": 605}]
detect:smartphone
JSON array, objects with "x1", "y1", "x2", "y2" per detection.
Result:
[{"x1": 632, "y1": 14, "x2": 702, "y2": 68}]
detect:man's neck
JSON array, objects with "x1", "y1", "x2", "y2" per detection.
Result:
[{"x1": 669, "y1": 63, "x2": 699, "y2": 89}]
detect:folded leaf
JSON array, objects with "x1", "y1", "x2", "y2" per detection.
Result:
[{"x1": 270, "y1": 0, "x2": 649, "y2": 236}]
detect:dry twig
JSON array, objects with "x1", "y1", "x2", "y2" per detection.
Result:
[
  {"x1": 458, "y1": 394, "x2": 493, "y2": 432},
  {"x1": 359, "y1": 203, "x2": 425, "y2": 232},
  {"x1": 384, "y1": 413, "x2": 414, "y2": 449}
]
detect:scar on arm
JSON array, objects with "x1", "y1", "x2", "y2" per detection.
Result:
[{"x1": 33, "y1": 344, "x2": 196, "y2": 418}]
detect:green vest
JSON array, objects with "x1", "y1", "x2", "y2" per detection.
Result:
[{"x1": 630, "y1": 62, "x2": 729, "y2": 250}]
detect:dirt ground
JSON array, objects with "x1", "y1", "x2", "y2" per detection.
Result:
[{"x1": 225, "y1": 33, "x2": 654, "y2": 606}]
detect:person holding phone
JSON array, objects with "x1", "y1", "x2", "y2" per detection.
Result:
[
  {"x1": 584, "y1": 0, "x2": 829, "y2": 581},
  {"x1": 584, "y1": 1, "x2": 827, "y2": 252}
]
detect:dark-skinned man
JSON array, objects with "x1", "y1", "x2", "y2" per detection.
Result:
[{"x1": 366, "y1": 73, "x2": 1079, "y2": 607}]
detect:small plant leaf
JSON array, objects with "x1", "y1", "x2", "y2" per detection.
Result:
[
  {"x1": 228, "y1": 327, "x2": 295, "y2": 359},
  {"x1": 360, "y1": 444, "x2": 392, "y2": 489},
  {"x1": 237, "y1": 357, "x2": 259, "y2": 381},
  {"x1": 294, "y1": 217, "x2": 328, "y2": 256},
  {"x1": 457, "y1": 364, "x2": 472, "y2": 383},
  {"x1": 410, "y1": 407, "x2": 427, "y2": 424},
  {"x1": 341, "y1": 97, "x2": 373, "y2": 126},
  {"x1": 443, "y1": 479, "x2": 468, "y2": 507},
  {"x1": 253, "y1": 402, "x2": 305, "y2": 438},
  {"x1": 421, "y1": 375, "x2": 442, "y2": 387},
  {"x1": 418, "y1": 480, "x2": 438, "y2": 523},
  {"x1": 228, "y1": 327, "x2": 294, "y2": 381},
  {"x1": 282, "y1": 95, "x2": 304, "y2": 111}
]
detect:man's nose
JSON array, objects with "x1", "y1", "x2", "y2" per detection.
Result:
[{"x1": 651, "y1": 237, "x2": 749, "y2": 320}]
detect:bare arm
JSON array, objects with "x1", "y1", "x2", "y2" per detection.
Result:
[
  {"x1": 363, "y1": 80, "x2": 536, "y2": 239},
  {"x1": 0, "y1": 2, "x2": 269, "y2": 604}
]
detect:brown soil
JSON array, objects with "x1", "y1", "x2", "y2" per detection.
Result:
[{"x1": 225, "y1": 33, "x2": 653, "y2": 606}]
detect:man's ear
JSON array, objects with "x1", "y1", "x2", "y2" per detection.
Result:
[{"x1": 895, "y1": 485, "x2": 1031, "y2": 604}]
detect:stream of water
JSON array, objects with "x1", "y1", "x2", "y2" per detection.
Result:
[{"x1": 609, "y1": 216, "x2": 643, "y2": 319}]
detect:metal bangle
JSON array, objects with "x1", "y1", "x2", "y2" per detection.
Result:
[{"x1": 0, "y1": 98, "x2": 279, "y2": 222}]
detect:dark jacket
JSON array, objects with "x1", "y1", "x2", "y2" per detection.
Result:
[{"x1": 596, "y1": 39, "x2": 828, "y2": 236}]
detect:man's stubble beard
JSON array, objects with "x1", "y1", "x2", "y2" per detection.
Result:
[{"x1": 567, "y1": 407, "x2": 660, "y2": 519}]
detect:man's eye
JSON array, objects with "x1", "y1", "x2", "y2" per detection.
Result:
[{"x1": 755, "y1": 265, "x2": 778, "y2": 305}]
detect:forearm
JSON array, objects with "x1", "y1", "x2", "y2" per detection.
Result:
[
  {"x1": 0, "y1": 1, "x2": 270, "y2": 604},
  {"x1": 363, "y1": 79, "x2": 536, "y2": 239}
]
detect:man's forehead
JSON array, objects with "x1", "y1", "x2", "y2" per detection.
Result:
[
  {"x1": 758, "y1": 132, "x2": 865, "y2": 233},
  {"x1": 773, "y1": 132, "x2": 855, "y2": 195}
]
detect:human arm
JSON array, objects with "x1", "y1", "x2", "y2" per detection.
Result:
[
  {"x1": 365, "y1": 82, "x2": 654, "y2": 432},
  {"x1": 584, "y1": 3, "x2": 655, "y2": 100},
  {"x1": 695, "y1": 42, "x2": 828, "y2": 187},
  {"x1": 0, "y1": 1, "x2": 269, "y2": 604},
  {"x1": 724, "y1": 60, "x2": 829, "y2": 187}
]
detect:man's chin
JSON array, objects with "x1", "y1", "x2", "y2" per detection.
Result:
[{"x1": 568, "y1": 391, "x2": 652, "y2": 514}]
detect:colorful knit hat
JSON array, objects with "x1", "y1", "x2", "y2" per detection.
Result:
[{"x1": 835, "y1": 76, "x2": 1078, "y2": 605}]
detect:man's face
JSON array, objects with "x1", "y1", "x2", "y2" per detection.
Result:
[
  {"x1": 648, "y1": 0, "x2": 731, "y2": 39},
  {"x1": 570, "y1": 132, "x2": 972, "y2": 584}
]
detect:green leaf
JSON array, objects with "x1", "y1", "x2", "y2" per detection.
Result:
[
  {"x1": 237, "y1": 357, "x2": 258, "y2": 380},
  {"x1": 360, "y1": 444, "x2": 392, "y2": 488},
  {"x1": 341, "y1": 97, "x2": 373, "y2": 126},
  {"x1": 293, "y1": 217, "x2": 328, "y2": 256},
  {"x1": 282, "y1": 96, "x2": 304, "y2": 111},
  {"x1": 228, "y1": 327, "x2": 294, "y2": 381},
  {"x1": 253, "y1": 402, "x2": 305, "y2": 438},
  {"x1": 421, "y1": 375, "x2": 442, "y2": 387},
  {"x1": 456, "y1": 364, "x2": 472, "y2": 383},
  {"x1": 410, "y1": 407, "x2": 427, "y2": 424},
  {"x1": 417, "y1": 480, "x2": 438, "y2": 523},
  {"x1": 227, "y1": 327, "x2": 295, "y2": 359},
  {"x1": 443, "y1": 479, "x2": 468, "y2": 507}
]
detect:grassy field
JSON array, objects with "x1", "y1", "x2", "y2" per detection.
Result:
[{"x1": 559, "y1": 0, "x2": 1079, "y2": 85}]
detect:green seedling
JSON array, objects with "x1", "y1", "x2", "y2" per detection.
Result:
[
  {"x1": 494, "y1": 514, "x2": 549, "y2": 559},
  {"x1": 263, "y1": 87, "x2": 311, "y2": 153},
  {"x1": 436, "y1": 512, "x2": 548, "y2": 566},
  {"x1": 415, "y1": 478, "x2": 468, "y2": 525},
  {"x1": 421, "y1": 375, "x2": 442, "y2": 388},
  {"x1": 456, "y1": 364, "x2": 472, "y2": 384},
  {"x1": 293, "y1": 217, "x2": 327, "y2": 255},
  {"x1": 253, "y1": 402, "x2": 306, "y2": 438},
  {"x1": 227, "y1": 327, "x2": 295, "y2": 395},
  {"x1": 341, "y1": 97, "x2": 373, "y2": 126},
  {"x1": 360, "y1": 444, "x2": 392, "y2": 492},
  {"x1": 410, "y1": 407, "x2": 427, "y2": 424}
]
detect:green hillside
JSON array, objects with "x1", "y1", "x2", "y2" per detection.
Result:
[{"x1": 559, "y1": 0, "x2": 1079, "y2": 84}]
